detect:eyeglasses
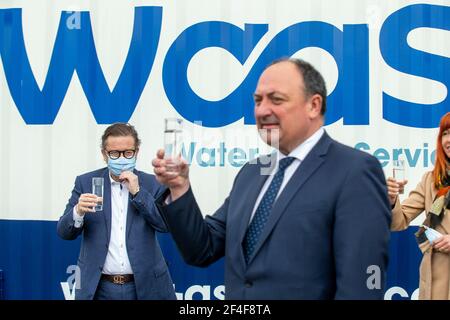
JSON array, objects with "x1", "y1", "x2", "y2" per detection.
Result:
[{"x1": 106, "y1": 150, "x2": 136, "y2": 160}]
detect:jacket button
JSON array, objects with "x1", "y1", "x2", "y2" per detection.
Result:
[{"x1": 245, "y1": 281, "x2": 253, "y2": 288}]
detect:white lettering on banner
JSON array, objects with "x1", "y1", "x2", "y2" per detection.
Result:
[
  {"x1": 175, "y1": 285, "x2": 225, "y2": 300},
  {"x1": 61, "y1": 282, "x2": 417, "y2": 300},
  {"x1": 61, "y1": 282, "x2": 76, "y2": 300},
  {"x1": 60, "y1": 282, "x2": 226, "y2": 300},
  {"x1": 384, "y1": 286, "x2": 419, "y2": 300}
]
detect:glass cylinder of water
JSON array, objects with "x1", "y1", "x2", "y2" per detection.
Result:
[
  {"x1": 164, "y1": 118, "x2": 183, "y2": 171},
  {"x1": 392, "y1": 159, "x2": 405, "y2": 194}
]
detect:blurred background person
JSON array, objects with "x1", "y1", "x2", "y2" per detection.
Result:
[
  {"x1": 57, "y1": 123, "x2": 176, "y2": 300},
  {"x1": 388, "y1": 112, "x2": 450, "y2": 300}
]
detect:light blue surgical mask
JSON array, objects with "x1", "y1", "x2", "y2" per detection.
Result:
[
  {"x1": 108, "y1": 156, "x2": 136, "y2": 176},
  {"x1": 422, "y1": 225, "x2": 442, "y2": 244}
]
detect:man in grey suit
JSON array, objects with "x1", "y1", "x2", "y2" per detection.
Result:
[
  {"x1": 152, "y1": 58, "x2": 391, "y2": 299},
  {"x1": 58, "y1": 123, "x2": 176, "y2": 300}
]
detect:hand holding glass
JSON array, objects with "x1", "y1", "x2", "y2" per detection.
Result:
[
  {"x1": 92, "y1": 177, "x2": 104, "y2": 211},
  {"x1": 392, "y1": 160, "x2": 406, "y2": 194},
  {"x1": 164, "y1": 118, "x2": 183, "y2": 172}
]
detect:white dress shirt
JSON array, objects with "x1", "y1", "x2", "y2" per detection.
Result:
[
  {"x1": 249, "y1": 127, "x2": 324, "y2": 222},
  {"x1": 73, "y1": 175, "x2": 133, "y2": 275}
]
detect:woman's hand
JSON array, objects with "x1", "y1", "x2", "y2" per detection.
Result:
[
  {"x1": 386, "y1": 177, "x2": 408, "y2": 206},
  {"x1": 433, "y1": 235, "x2": 450, "y2": 253}
]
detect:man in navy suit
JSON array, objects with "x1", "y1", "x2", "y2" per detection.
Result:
[
  {"x1": 152, "y1": 58, "x2": 391, "y2": 299},
  {"x1": 58, "y1": 123, "x2": 176, "y2": 300}
]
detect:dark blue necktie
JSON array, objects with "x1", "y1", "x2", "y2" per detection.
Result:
[{"x1": 243, "y1": 156, "x2": 295, "y2": 264}]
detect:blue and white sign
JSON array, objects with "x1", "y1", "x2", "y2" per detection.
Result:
[{"x1": 1, "y1": 0, "x2": 449, "y2": 299}]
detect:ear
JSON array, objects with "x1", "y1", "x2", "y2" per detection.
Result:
[
  {"x1": 101, "y1": 150, "x2": 108, "y2": 163},
  {"x1": 308, "y1": 94, "x2": 323, "y2": 119}
]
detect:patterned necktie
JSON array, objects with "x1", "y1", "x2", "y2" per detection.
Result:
[{"x1": 243, "y1": 156, "x2": 296, "y2": 264}]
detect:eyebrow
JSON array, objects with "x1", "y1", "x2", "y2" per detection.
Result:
[
  {"x1": 253, "y1": 91, "x2": 288, "y2": 99},
  {"x1": 106, "y1": 149, "x2": 136, "y2": 152},
  {"x1": 268, "y1": 92, "x2": 288, "y2": 98}
]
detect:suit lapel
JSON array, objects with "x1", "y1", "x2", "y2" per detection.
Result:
[
  {"x1": 102, "y1": 168, "x2": 112, "y2": 245},
  {"x1": 247, "y1": 133, "x2": 332, "y2": 264},
  {"x1": 126, "y1": 200, "x2": 134, "y2": 239}
]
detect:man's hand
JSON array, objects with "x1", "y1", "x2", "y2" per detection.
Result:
[
  {"x1": 76, "y1": 193, "x2": 99, "y2": 216},
  {"x1": 152, "y1": 149, "x2": 190, "y2": 201},
  {"x1": 386, "y1": 177, "x2": 408, "y2": 206},
  {"x1": 119, "y1": 171, "x2": 140, "y2": 195}
]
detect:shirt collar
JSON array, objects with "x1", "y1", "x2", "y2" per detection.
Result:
[
  {"x1": 108, "y1": 172, "x2": 123, "y2": 188},
  {"x1": 276, "y1": 127, "x2": 324, "y2": 162}
]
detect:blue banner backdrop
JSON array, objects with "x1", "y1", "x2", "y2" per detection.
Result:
[{"x1": 0, "y1": 219, "x2": 420, "y2": 300}]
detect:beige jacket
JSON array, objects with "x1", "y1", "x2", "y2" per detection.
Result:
[{"x1": 392, "y1": 171, "x2": 450, "y2": 300}]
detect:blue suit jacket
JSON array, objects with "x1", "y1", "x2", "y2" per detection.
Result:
[
  {"x1": 57, "y1": 168, "x2": 176, "y2": 300},
  {"x1": 157, "y1": 132, "x2": 391, "y2": 299}
]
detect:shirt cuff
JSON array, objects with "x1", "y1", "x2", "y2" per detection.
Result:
[{"x1": 73, "y1": 207, "x2": 84, "y2": 228}]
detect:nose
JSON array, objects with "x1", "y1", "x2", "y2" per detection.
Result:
[{"x1": 255, "y1": 99, "x2": 272, "y2": 118}]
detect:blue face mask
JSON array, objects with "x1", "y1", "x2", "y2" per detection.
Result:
[{"x1": 108, "y1": 156, "x2": 136, "y2": 176}]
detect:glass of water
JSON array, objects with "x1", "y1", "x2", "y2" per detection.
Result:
[
  {"x1": 392, "y1": 159, "x2": 406, "y2": 194},
  {"x1": 92, "y1": 177, "x2": 104, "y2": 211},
  {"x1": 164, "y1": 118, "x2": 183, "y2": 172}
]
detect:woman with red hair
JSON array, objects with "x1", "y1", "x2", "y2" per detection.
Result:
[{"x1": 388, "y1": 112, "x2": 450, "y2": 300}]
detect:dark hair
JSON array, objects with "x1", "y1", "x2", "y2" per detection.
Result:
[
  {"x1": 268, "y1": 58, "x2": 327, "y2": 115},
  {"x1": 101, "y1": 123, "x2": 141, "y2": 150},
  {"x1": 433, "y1": 112, "x2": 450, "y2": 188}
]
